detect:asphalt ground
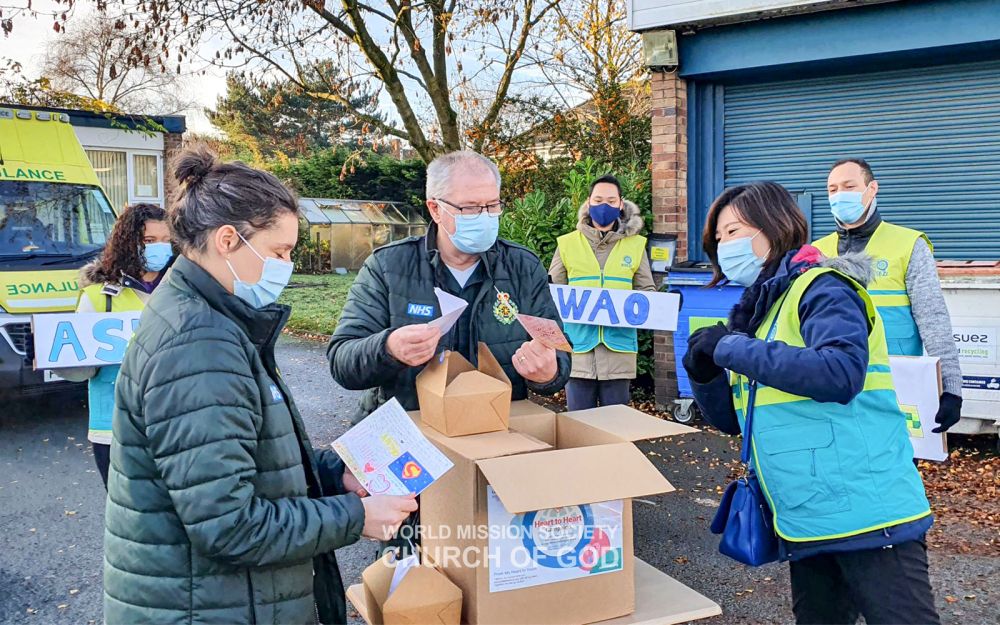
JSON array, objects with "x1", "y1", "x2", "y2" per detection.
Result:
[{"x1": 0, "y1": 335, "x2": 995, "y2": 624}]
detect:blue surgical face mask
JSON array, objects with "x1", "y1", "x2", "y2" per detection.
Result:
[
  {"x1": 717, "y1": 231, "x2": 768, "y2": 287},
  {"x1": 442, "y1": 208, "x2": 499, "y2": 254},
  {"x1": 226, "y1": 232, "x2": 294, "y2": 308},
  {"x1": 143, "y1": 242, "x2": 173, "y2": 273},
  {"x1": 588, "y1": 202, "x2": 621, "y2": 228},
  {"x1": 829, "y1": 186, "x2": 875, "y2": 224}
]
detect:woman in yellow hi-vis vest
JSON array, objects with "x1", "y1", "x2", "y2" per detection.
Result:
[
  {"x1": 59, "y1": 203, "x2": 173, "y2": 489},
  {"x1": 683, "y1": 182, "x2": 939, "y2": 625},
  {"x1": 549, "y1": 175, "x2": 655, "y2": 410}
]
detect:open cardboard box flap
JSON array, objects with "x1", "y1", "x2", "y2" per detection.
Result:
[
  {"x1": 562, "y1": 405, "x2": 699, "y2": 442},
  {"x1": 417, "y1": 420, "x2": 551, "y2": 461},
  {"x1": 477, "y1": 442, "x2": 674, "y2": 513},
  {"x1": 475, "y1": 342, "x2": 509, "y2": 382}
]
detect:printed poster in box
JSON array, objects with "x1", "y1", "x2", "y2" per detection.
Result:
[{"x1": 486, "y1": 486, "x2": 624, "y2": 593}]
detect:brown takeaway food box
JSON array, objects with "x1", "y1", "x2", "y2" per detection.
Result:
[
  {"x1": 362, "y1": 551, "x2": 462, "y2": 625},
  {"x1": 416, "y1": 343, "x2": 512, "y2": 437}
]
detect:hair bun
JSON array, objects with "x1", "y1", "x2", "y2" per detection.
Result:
[{"x1": 173, "y1": 144, "x2": 218, "y2": 187}]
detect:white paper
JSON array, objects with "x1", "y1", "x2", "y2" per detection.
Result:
[
  {"x1": 332, "y1": 398, "x2": 453, "y2": 496},
  {"x1": 889, "y1": 356, "x2": 948, "y2": 462},
  {"x1": 428, "y1": 287, "x2": 467, "y2": 335},
  {"x1": 388, "y1": 554, "x2": 420, "y2": 596},
  {"x1": 486, "y1": 486, "x2": 624, "y2": 593}
]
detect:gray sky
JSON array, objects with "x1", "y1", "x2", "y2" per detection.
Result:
[
  {"x1": 1, "y1": 2, "x2": 592, "y2": 141},
  {"x1": 2, "y1": 3, "x2": 225, "y2": 134}
]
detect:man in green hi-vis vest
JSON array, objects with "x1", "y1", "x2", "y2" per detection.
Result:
[
  {"x1": 814, "y1": 157, "x2": 963, "y2": 434},
  {"x1": 549, "y1": 174, "x2": 656, "y2": 411}
]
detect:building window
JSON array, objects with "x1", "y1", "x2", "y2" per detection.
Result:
[
  {"x1": 132, "y1": 154, "x2": 160, "y2": 200},
  {"x1": 85, "y1": 149, "x2": 128, "y2": 212}
]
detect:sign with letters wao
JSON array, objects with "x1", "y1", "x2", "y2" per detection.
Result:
[
  {"x1": 549, "y1": 285, "x2": 680, "y2": 332},
  {"x1": 32, "y1": 312, "x2": 141, "y2": 369}
]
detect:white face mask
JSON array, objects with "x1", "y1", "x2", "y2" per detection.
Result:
[
  {"x1": 225, "y1": 232, "x2": 293, "y2": 308},
  {"x1": 717, "y1": 230, "x2": 770, "y2": 287}
]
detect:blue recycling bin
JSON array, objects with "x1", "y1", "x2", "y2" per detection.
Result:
[{"x1": 668, "y1": 262, "x2": 745, "y2": 400}]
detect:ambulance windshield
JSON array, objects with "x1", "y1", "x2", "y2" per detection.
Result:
[{"x1": 0, "y1": 181, "x2": 116, "y2": 259}]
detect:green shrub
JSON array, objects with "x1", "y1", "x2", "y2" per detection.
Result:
[{"x1": 269, "y1": 148, "x2": 426, "y2": 209}]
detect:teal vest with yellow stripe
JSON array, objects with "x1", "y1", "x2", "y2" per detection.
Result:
[
  {"x1": 730, "y1": 267, "x2": 931, "y2": 542},
  {"x1": 82, "y1": 283, "x2": 146, "y2": 444},
  {"x1": 814, "y1": 222, "x2": 930, "y2": 356},
  {"x1": 557, "y1": 230, "x2": 646, "y2": 354}
]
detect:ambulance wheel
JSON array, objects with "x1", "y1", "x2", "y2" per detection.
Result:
[{"x1": 672, "y1": 402, "x2": 697, "y2": 424}]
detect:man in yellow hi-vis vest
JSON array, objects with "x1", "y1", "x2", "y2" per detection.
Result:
[
  {"x1": 814, "y1": 157, "x2": 963, "y2": 433},
  {"x1": 549, "y1": 175, "x2": 655, "y2": 411}
]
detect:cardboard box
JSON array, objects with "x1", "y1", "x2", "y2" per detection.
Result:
[
  {"x1": 362, "y1": 551, "x2": 462, "y2": 625},
  {"x1": 416, "y1": 343, "x2": 512, "y2": 437},
  {"x1": 507, "y1": 399, "x2": 556, "y2": 443},
  {"x1": 347, "y1": 558, "x2": 723, "y2": 625},
  {"x1": 411, "y1": 404, "x2": 697, "y2": 625}
]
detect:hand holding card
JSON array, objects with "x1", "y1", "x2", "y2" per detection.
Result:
[{"x1": 516, "y1": 313, "x2": 573, "y2": 352}]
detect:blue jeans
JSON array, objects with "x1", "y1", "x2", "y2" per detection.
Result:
[{"x1": 565, "y1": 378, "x2": 631, "y2": 411}]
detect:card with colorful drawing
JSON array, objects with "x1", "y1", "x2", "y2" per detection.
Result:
[{"x1": 331, "y1": 398, "x2": 454, "y2": 496}]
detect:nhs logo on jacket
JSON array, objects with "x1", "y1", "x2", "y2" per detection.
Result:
[{"x1": 407, "y1": 302, "x2": 435, "y2": 318}]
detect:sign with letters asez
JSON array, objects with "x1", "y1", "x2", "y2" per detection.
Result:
[
  {"x1": 32, "y1": 312, "x2": 141, "y2": 369},
  {"x1": 549, "y1": 285, "x2": 680, "y2": 332}
]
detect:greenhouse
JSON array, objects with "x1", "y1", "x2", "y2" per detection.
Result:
[{"x1": 298, "y1": 198, "x2": 428, "y2": 271}]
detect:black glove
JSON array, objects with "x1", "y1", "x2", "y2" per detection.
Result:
[
  {"x1": 683, "y1": 322, "x2": 730, "y2": 384},
  {"x1": 931, "y1": 392, "x2": 962, "y2": 433}
]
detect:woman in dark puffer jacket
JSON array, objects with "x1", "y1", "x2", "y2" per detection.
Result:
[{"x1": 104, "y1": 145, "x2": 417, "y2": 625}]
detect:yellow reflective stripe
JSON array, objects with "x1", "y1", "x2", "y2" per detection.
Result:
[
  {"x1": 870, "y1": 294, "x2": 911, "y2": 307},
  {"x1": 778, "y1": 510, "x2": 933, "y2": 543},
  {"x1": 754, "y1": 386, "x2": 809, "y2": 407},
  {"x1": 864, "y1": 371, "x2": 895, "y2": 392},
  {"x1": 754, "y1": 372, "x2": 898, "y2": 407}
]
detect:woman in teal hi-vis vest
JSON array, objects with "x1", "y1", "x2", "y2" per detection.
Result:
[
  {"x1": 58, "y1": 203, "x2": 174, "y2": 489},
  {"x1": 683, "y1": 182, "x2": 939, "y2": 625}
]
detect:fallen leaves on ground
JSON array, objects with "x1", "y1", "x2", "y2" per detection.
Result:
[{"x1": 920, "y1": 447, "x2": 1000, "y2": 556}]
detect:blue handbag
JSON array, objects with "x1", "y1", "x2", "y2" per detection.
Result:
[{"x1": 709, "y1": 379, "x2": 780, "y2": 566}]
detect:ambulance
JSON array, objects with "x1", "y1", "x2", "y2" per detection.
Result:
[{"x1": 0, "y1": 107, "x2": 117, "y2": 397}]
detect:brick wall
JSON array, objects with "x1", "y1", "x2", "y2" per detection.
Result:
[
  {"x1": 163, "y1": 132, "x2": 184, "y2": 208},
  {"x1": 650, "y1": 69, "x2": 688, "y2": 409}
]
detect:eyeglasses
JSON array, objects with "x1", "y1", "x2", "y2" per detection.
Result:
[{"x1": 434, "y1": 197, "x2": 505, "y2": 218}]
